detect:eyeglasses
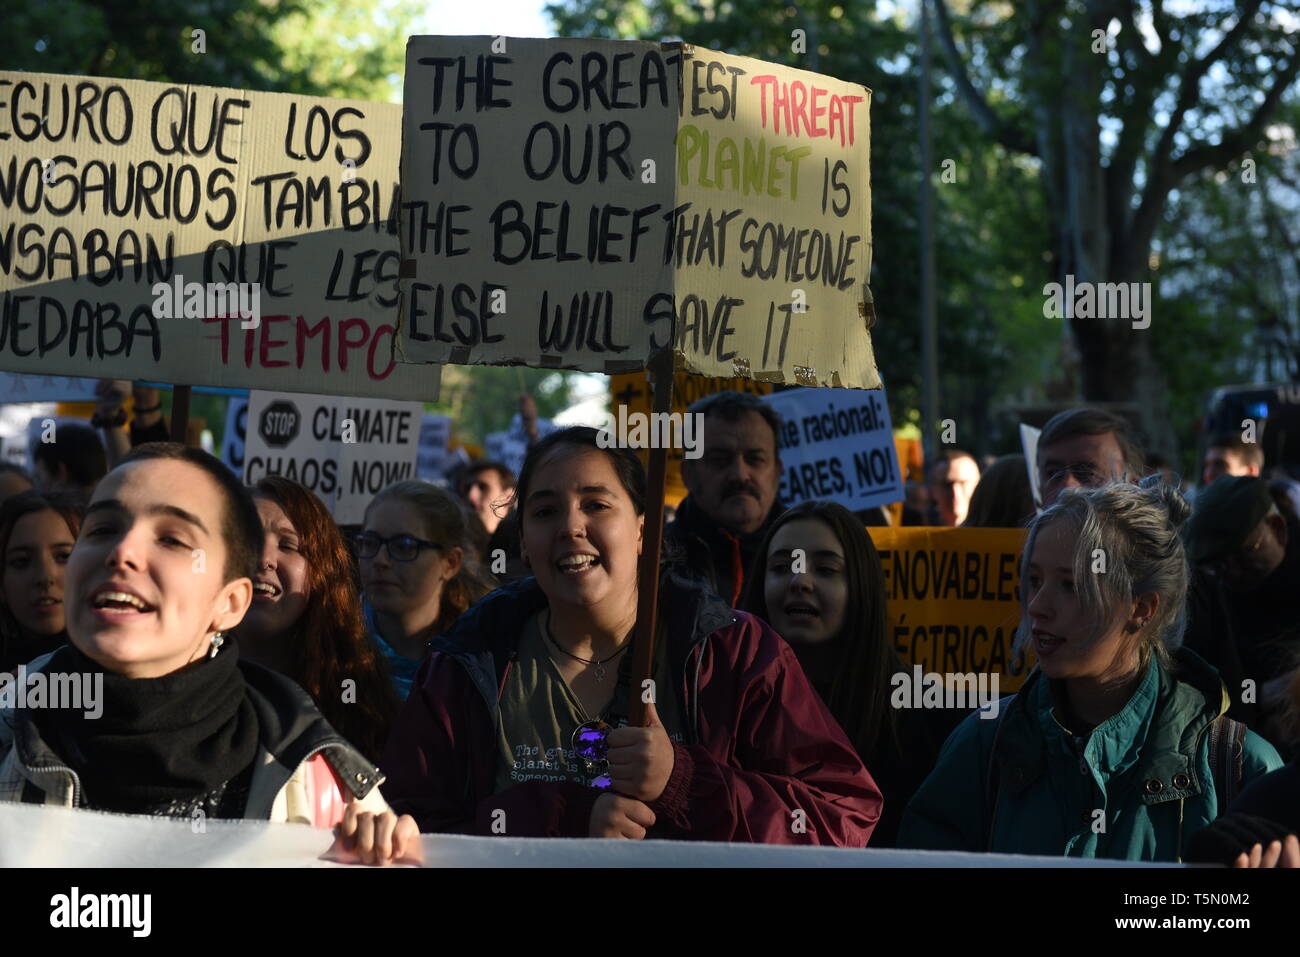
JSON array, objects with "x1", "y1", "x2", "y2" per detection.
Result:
[
  {"x1": 571, "y1": 719, "x2": 613, "y2": 790},
  {"x1": 353, "y1": 532, "x2": 443, "y2": 562}
]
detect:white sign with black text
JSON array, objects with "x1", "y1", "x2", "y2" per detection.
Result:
[
  {"x1": 763, "y1": 387, "x2": 902, "y2": 511},
  {"x1": 243, "y1": 390, "x2": 421, "y2": 523}
]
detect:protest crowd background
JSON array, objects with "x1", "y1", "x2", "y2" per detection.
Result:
[{"x1": 1, "y1": 0, "x2": 1300, "y2": 876}]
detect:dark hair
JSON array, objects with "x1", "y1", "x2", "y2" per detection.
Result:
[
  {"x1": 364, "y1": 479, "x2": 493, "y2": 632},
  {"x1": 118, "y1": 443, "x2": 262, "y2": 583},
  {"x1": 740, "y1": 500, "x2": 905, "y2": 761},
  {"x1": 32, "y1": 422, "x2": 108, "y2": 489},
  {"x1": 1208, "y1": 432, "x2": 1265, "y2": 469},
  {"x1": 513, "y1": 427, "x2": 647, "y2": 522},
  {"x1": 0, "y1": 491, "x2": 84, "y2": 663},
  {"x1": 1038, "y1": 407, "x2": 1145, "y2": 477},
  {"x1": 460, "y1": 460, "x2": 517, "y2": 494},
  {"x1": 686, "y1": 390, "x2": 782, "y2": 453},
  {"x1": 928, "y1": 448, "x2": 980, "y2": 482},
  {"x1": 963, "y1": 454, "x2": 1035, "y2": 528},
  {"x1": 248, "y1": 476, "x2": 400, "y2": 762}
]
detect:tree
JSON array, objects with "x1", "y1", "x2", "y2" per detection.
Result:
[
  {"x1": 933, "y1": 0, "x2": 1300, "y2": 456},
  {"x1": 3, "y1": 0, "x2": 416, "y2": 100}
]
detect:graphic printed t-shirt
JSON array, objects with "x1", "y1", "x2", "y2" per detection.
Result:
[{"x1": 494, "y1": 612, "x2": 684, "y2": 794}]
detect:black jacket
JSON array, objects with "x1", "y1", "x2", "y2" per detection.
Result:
[{"x1": 664, "y1": 495, "x2": 785, "y2": 606}]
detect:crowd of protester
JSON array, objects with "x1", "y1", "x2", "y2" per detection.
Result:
[{"x1": 0, "y1": 386, "x2": 1298, "y2": 868}]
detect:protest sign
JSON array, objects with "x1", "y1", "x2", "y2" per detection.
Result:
[
  {"x1": 483, "y1": 413, "x2": 558, "y2": 478},
  {"x1": 416, "y1": 412, "x2": 455, "y2": 481},
  {"x1": 609, "y1": 370, "x2": 771, "y2": 506},
  {"x1": 867, "y1": 526, "x2": 1035, "y2": 692},
  {"x1": 242, "y1": 390, "x2": 420, "y2": 523},
  {"x1": 0, "y1": 71, "x2": 440, "y2": 401},
  {"x1": 221, "y1": 395, "x2": 249, "y2": 473},
  {"x1": 0, "y1": 372, "x2": 99, "y2": 403},
  {"x1": 764, "y1": 386, "x2": 902, "y2": 511},
  {"x1": 396, "y1": 38, "x2": 877, "y2": 389},
  {"x1": 1020, "y1": 423, "x2": 1042, "y2": 509}
]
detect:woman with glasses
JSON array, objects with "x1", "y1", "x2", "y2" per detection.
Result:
[
  {"x1": 381, "y1": 427, "x2": 881, "y2": 843},
  {"x1": 231, "y1": 476, "x2": 401, "y2": 762},
  {"x1": 357, "y1": 481, "x2": 492, "y2": 699}
]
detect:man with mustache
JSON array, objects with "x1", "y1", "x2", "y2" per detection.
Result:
[{"x1": 666, "y1": 391, "x2": 785, "y2": 606}]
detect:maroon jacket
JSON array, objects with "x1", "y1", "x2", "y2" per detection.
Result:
[{"x1": 380, "y1": 572, "x2": 882, "y2": 844}]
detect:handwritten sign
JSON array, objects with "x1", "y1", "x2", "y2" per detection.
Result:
[
  {"x1": 867, "y1": 527, "x2": 1035, "y2": 691},
  {"x1": 396, "y1": 38, "x2": 877, "y2": 389},
  {"x1": 0, "y1": 72, "x2": 440, "y2": 401},
  {"x1": 764, "y1": 386, "x2": 901, "y2": 510}
]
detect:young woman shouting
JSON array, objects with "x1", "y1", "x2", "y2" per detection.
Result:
[{"x1": 381, "y1": 428, "x2": 881, "y2": 843}]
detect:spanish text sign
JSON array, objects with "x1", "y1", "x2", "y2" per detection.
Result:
[
  {"x1": 765, "y1": 386, "x2": 901, "y2": 510},
  {"x1": 867, "y1": 527, "x2": 1035, "y2": 692},
  {"x1": 0, "y1": 71, "x2": 440, "y2": 401},
  {"x1": 396, "y1": 38, "x2": 877, "y2": 388},
  {"x1": 242, "y1": 390, "x2": 421, "y2": 523}
]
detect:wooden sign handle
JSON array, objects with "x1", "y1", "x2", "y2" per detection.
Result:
[
  {"x1": 169, "y1": 385, "x2": 191, "y2": 444},
  {"x1": 628, "y1": 349, "x2": 674, "y2": 728}
]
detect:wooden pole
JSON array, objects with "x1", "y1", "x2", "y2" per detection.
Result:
[
  {"x1": 169, "y1": 385, "x2": 192, "y2": 444},
  {"x1": 628, "y1": 349, "x2": 674, "y2": 727}
]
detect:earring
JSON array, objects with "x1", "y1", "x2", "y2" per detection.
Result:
[{"x1": 209, "y1": 632, "x2": 225, "y2": 659}]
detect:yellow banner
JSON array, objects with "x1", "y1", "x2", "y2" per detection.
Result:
[{"x1": 868, "y1": 526, "x2": 1035, "y2": 691}]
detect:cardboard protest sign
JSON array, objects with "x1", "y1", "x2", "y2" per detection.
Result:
[
  {"x1": 609, "y1": 370, "x2": 771, "y2": 506},
  {"x1": 0, "y1": 71, "x2": 440, "y2": 401},
  {"x1": 867, "y1": 526, "x2": 1036, "y2": 691},
  {"x1": 0, "y1": 373, "x2": 99, "y2": 403},
  {"x1": 242, "y1": 390, "x2": 420, "y2": 523},
  {"x1": 764, "y1": 386, "x2": 901, "y2": 510},
  {"x1": 396, "y1": 38, "x2": 877, "y2": 389}
]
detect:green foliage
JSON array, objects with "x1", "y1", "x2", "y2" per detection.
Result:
[
  {"x1": 2, "y1": 0, "x2": 413, "y2": 99},
  {"x1": 425, "y1": 366, "x2": 580, "y2": 447}
]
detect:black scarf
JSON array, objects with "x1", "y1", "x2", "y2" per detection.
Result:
[{"x1": 31, "y1": 640, "x2": 260, "y2": 813}]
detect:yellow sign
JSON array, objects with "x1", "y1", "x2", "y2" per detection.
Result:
[
  {"x1": 608, "y1": 371, "x2": 771, "y2": 506},
  {"x1": 867, "y1": 526, "x2": 1035, "y2": 691}
]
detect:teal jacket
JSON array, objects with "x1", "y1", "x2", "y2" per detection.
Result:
[{"x1": 898, "y1": 649, "x2": 1282, "y2": 861}]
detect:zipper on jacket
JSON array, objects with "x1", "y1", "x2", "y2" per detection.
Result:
[{"x1": 21, "y1": 761, "x2": 82, "y2": 808}]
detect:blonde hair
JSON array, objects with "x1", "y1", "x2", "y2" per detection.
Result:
[{"x1": 1015, "y1": 476, "x2": 1191, "y2": 672}]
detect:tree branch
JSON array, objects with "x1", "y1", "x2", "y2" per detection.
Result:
[{"x1": 931, "y1": 0, "x2": 1039, "y2": 156}]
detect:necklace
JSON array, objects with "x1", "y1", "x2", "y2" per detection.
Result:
[{"x1": 544, "y1": 613, "x2": 629, "y2": 682}]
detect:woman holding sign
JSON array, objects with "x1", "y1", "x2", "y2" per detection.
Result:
[
  {"x1": 741, "y1": 501, "x2": 953, "y2": 847},
  {"x1": 899, "y1": 478, "x2": 1283, "y2": 861},
  {"x1": 380, "y1": 427, "x2": 881, "y2": 843},
  {"x1": 0, "y1": 445, "x2": 418, "y2": 865}
]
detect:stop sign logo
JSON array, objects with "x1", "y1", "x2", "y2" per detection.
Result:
[{"x1": 259, "y1": 400, "x2": 300, "y2": 449}]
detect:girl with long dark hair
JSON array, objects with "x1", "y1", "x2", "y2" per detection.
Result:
[
  {"x1": 381, "y1": 427, "x2": 881, "y2": 843},
  {"x1": 741, "y1": 500, "x2": 950, "y2": 846},
  {"x1": 0, "y1": 491, "x2": 83, "y2": 675},
  {"x1": 233, "y1": 476, "x2": 401, "y2": 763}
]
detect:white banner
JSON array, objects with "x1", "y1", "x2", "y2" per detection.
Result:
[
  {"x1": 242, "y1": 390, "x2": 421, "y2": 523},
  {"x1": 0, "y1": 802, "x2": 1172, "y2": 868},
  {"x1": 763, "y1": 386, "x2": 902, "y2": 511},
  {"x1": 0, "y1": 373, "x2": 101, "y2": 404}
]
